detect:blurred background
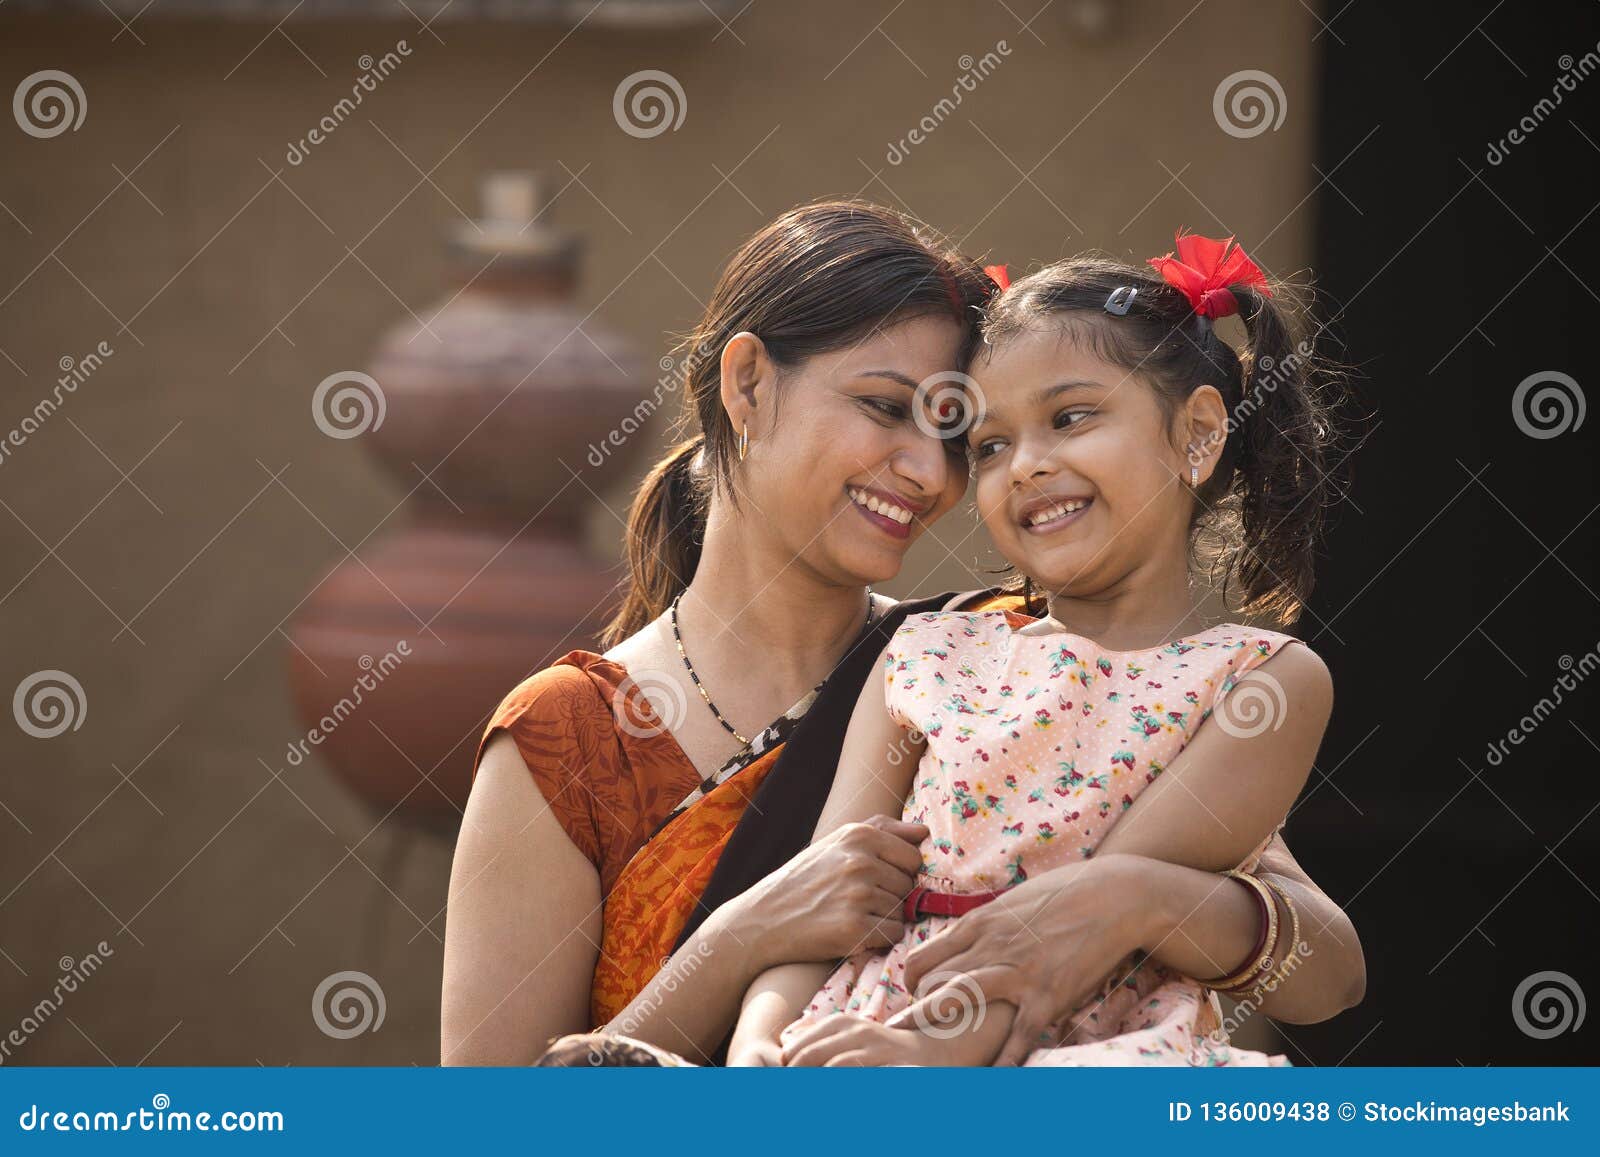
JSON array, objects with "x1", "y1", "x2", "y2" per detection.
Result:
[{"x1": 1, "y1": 0, "x2": 1594, "y2": 1066}]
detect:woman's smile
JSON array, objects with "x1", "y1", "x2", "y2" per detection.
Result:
[{"x1": 846, "y1": 484, "x2": 923, "y2": 540}]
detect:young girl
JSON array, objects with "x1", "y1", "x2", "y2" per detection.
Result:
[{"x1": 727, "y1": 232, "x2": 1341, "y2": 1067}]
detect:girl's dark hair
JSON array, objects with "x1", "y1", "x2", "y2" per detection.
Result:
[
  {"x1": 979, "y1": 254, "x2": 1343, "y2": 625},
  {"x1": 601, "y1": 199, "x2": 992, "y2": 647}
]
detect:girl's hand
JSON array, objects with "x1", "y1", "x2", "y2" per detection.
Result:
[
  {"x1": 730, "y1": 814, "x2": 929, "y2": 968},
  {"x1": 888, "y1": 853, "x2": 1155, "y2": 1066},
  {"x1": 781, "y1": 1015, "x2": 958, "y2": 1067}
]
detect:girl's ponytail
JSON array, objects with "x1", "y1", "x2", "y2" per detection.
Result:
[
  {"x1": 1224, "y1": 284, "x2": 1338, "y2": 624},
  {"x1": 601, "y1": 433, "x2": 708, "y2": 648}
]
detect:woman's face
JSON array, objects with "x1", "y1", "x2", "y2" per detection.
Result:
[
  {"x1": 740, "y1": 313, "x2": 971, "y2": 586},
  {"x1": 965, "y1": 324, "x2": 1196, "y2": 598}
]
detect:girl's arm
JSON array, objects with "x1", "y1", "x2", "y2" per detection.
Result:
[{"x1": 727, "y1": 642, "x2": 924, "y2": 1064}]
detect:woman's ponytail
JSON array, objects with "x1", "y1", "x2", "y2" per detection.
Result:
[{"x1": 600, "y1": 433, "x2": 708, "y2": 648}]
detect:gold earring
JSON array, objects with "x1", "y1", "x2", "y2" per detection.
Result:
[{"x1": 738, "y1": 422, "x2": 748, "y2": 462}]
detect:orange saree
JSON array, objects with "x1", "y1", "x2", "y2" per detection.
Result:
[{"x1": 473, "y1": 589, "x2": 1025, "y2": 1031}]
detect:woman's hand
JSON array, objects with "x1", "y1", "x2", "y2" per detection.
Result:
[
  {"x1": 730, "y1": 813, "x2": 929, "y2": 969},
  {"x1": 888, "y1": 853, "x2": 1154, "y2": 1066}
]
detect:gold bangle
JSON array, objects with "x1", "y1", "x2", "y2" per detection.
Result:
[
  {"x1": 1206, "y1": 870, "x2": 1278, "y2": 992},
  {"x1": 1245, "y1": 876, "x2": 1303, "y2": 997},
  {"x1": 1224, "y1": 877, "x2": 1303, "y2": 1000}
]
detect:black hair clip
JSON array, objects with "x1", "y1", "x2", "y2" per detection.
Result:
[{"x1": 1104, "y1": 286, "x2": 1138, "y2": 316}]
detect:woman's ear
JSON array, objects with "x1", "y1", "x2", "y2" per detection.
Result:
[
  {"x1": 1182, "y1": 384, "x2": 1229, "y2": 486},
  {"x1": 719, "y1": 331, "x2": 773, "y2": 441}
]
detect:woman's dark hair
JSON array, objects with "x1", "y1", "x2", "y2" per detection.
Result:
[
  {"x1": 601, "y1": 199, "x2": 993, "y2": 647},
  {"x1": 978, "y1": 254, "x2": 1344, "y2": 626}
]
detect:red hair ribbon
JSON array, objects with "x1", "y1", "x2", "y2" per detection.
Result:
[
  {"x1": 1146, "y1": 231, "x2": 1270, "y2": 319},
  {"x1": 983, "y1": 263, "x2": 1011, "y2": 293}
]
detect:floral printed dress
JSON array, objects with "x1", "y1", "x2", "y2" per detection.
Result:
[{"x1": 778, "y1": 608, "x2": 1302, "y2": 1067}]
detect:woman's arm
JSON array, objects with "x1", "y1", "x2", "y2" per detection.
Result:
[
  {"x1": 728, "y1": 643, "x2": 925, "y2": 1064},
  {"x1": 441, "y1": 732, "x2": 603, "y2": 1065},
  {"x1": 446, "y1": 733, "x2": 928, "y2": 1064}
]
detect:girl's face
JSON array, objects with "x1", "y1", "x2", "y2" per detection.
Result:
[
  {"x1": 966, "y1": 324, "x2": 1199, "y2": 598},
  {"x1": 738, "y1": 313, "x2": 971, "y2": 585}
]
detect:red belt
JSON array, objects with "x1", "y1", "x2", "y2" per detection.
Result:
[{"x1": 902, "y1": 884, "x2": 1007, "y2": 922}]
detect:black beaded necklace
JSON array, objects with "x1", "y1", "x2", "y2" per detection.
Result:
[{"x1": 669, "y1": 588, "x2": 877, "y2": 747}]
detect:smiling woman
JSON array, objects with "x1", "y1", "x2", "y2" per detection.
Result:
[{"x1": 439, "y1": 202, "x2": 1365, "y2": 1068}]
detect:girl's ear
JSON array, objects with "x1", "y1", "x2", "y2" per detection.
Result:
[
  {"x1": 719, "y1": 331, "x2": 774, "y2": 439},
  {"x1": 1182, "y1": 384, "x2": 1229, "y2": 486}
]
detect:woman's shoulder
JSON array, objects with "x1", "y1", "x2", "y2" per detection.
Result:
[{"x1": 486, "y1": 651, "x2": 625, "y2": 733}]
